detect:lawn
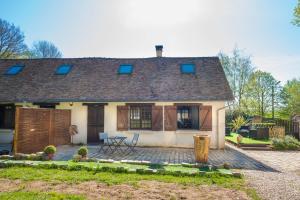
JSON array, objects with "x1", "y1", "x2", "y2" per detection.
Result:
[
  {"x1": 0, "y1": 191, "x2": 84, "y2": 200},
  {"x1": 0, "y1": 163, "x2": 260, "y2": 200},
  {"x1": 226, "y1": 133, "x2": 271, "y2": 145}
]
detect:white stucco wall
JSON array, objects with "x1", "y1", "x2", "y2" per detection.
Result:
[
  {"x1": 14, "y1": 101, "x2": 226, "y2": 149},
  {"x1": 56, "y1": 103, "x2": 87, "y2": 144},
  {"x1": 104, "y1": 102, "x2": 225, "y2": 149}
]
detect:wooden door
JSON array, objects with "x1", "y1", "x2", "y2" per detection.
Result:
[{"x1": 87, "y1": 105, "x2": 104, "y2": 143}]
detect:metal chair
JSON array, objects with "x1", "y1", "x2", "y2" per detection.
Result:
[
  {"x1": 125, "y1": 133, "x2": 139, "y2": 153},
  {"x1": 98, "y1": 132, "x2": 113, "y2": 152}
]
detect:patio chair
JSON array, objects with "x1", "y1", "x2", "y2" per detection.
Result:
[
  {"x1": 125, "y1": 133, "x2": 139, "y2": 153},
  {"x1": 98, "y1": 132, "x2": 113, "y2": 153}
]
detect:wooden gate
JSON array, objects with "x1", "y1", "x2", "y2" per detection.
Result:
[{"x1": 14, "y1": 107, "x2": 71, "y2": 154}]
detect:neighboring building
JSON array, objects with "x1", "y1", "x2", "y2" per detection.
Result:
[{"x1": 0, "y1": 46, "x2": 233, "y2": 149}]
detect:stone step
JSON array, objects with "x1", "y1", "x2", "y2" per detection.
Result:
[{"x1": 240, "y1": 146, "x2": 272, "y2": 151}]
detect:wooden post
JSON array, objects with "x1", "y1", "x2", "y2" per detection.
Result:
[
  {"x1": 193, "y1": 135, "x2": 210, "y2": 163},
  {"x1": 13, "y1": 107, "x2": 21, "y2": 154}
]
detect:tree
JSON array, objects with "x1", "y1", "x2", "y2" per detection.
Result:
[
  {"x1": 31, "y1": 40, "x2": 62, "y2": 58},
  {"x1": 293, "y1": 0, "x2": 300, "y2": 26},
  {"x1": 280, "y1": 79, "x2": 300, "y2": 118},
  {"x1": 0, "y1": 18, "x2": 27, "y2": 58},
  {"x1": 219, "y1": 48, "x2": 254, "y2": 114},
  {"x1": 243, "y1": 70, "x2": 281, "y2": 117}
]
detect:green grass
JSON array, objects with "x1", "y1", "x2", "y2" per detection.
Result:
[
  {"x1": 0, "y1": 191, "x2": 85, "y2": 200},
  {"x1": 0, "y1": 160, "x2": 218, "y2": 175},
  {"x1": 226, "y1": 133, "x2": 271, "y2": 145},
  {"x1": 0, "y1": 166, "x2": 238, "y2": 186},
  {"x1": 0, "y1": 166, "x2": 260, "y2": 200}
]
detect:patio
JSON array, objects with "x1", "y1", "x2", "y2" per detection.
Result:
[{"x1": 54, "y1": 144, "x2": 276, "y2": 171}]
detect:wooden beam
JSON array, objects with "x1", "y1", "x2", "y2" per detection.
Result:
[
  {"x1": 33, "y1": 102, "x2": 60, "y2": 106},
  {"x1": 174, "y1": 103, "x2": 202, "y2": 106},
  {"x1": 82, "y1": 103, "x2": 108, "y2": 106},
  {"x1": 125, "y1": 103, "x2": 155, "y2": 106}
]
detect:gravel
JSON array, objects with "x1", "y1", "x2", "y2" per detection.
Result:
[{"x1": 243, "y1": 170, "x2": 300, "y2": 200}]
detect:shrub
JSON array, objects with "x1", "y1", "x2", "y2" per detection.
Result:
[
  {"x1": 271, "y1": 135, "x2": 300, "y2": 150},
  {"x1": 231, "y1": 116, "x2": 246, "y2": 132},
  {"x1": 77, "y1": 146, "x2": 88, "y2": 157},
  {"x1": 72, "y1": 154, "x2": 82, "y2": 162},
  {"x1": 43, "y1": 145, "x2": 56, "y2": 155}
]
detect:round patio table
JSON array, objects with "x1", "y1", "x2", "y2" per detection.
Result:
[{"x1": 108, "y1": 136, "x2": 127, "y2": 153}]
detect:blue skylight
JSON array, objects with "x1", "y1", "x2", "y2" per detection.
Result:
[
  {"x1": 118, "y1": 64, "x2": 133, "y2": 74},
  {"x1": 5, "y1": 65, "x2": 24, "y2": 75},
  {"x1": 55, "y1": 64, "x2": 72, "y2": 75},
  {"x1": 180, "y1": 64, "x2": 195, "y2": 74}
]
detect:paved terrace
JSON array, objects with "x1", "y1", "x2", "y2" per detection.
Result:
[{"x1": 54, "y1": 144, "x2": 276, "y2": 171}]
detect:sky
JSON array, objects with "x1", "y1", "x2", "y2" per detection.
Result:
[{"x1": 0, "y1": 0, "x2": 299, "y2": 83}]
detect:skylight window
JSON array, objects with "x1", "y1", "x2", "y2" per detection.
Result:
[
  {"x1": 55, "y1": 64, "x2": 72, "y2": 75},
  {"x1": 180, "y1": 64, "x2": 195, "y2": 74},
  {"x1": 118, "y1": 64, "x2": 133, "y2": 74},
  {"x1": 5, "y1": 65, "x2": 24, "y2": 75}
]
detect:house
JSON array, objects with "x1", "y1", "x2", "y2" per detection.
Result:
[{"x1": 0, "y1": 46, "x2": 233, "y2": 149}]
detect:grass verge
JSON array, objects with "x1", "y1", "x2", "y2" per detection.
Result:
[
  {"x1": 226, "y1": 133, "x2": 271, "y2": 145},
  {"x1": 0, "y1": 191, "x2": 84, "y2": 200},
  {"x1": 0, "y1": 166, "x2": 261, "y2": 200}
]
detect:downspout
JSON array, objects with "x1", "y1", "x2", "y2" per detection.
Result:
[{"x1": 216, "y1": 102, "x2": 234, "y2": 149}]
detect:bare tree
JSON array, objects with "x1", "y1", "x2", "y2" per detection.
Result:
[
  {"x1": 244, "y1": 70, "x2": 281, "y2": 117},
  {"x1": 0, "y1": 18, "x2": 27, "y2": 58},
  {"x1": 31, "y1": 40, "x2": 62, "y2": 58},
  {"x1": 218, "y1": 48, "x2": 254, "y2": 113}
]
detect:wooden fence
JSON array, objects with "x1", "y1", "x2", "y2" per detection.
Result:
[
  {"x1": 263, "y1": 118, "x2": 300, "y2": 140},
  {"x1": 14, "y1": 107, "x2": 71, "y2": 154}
]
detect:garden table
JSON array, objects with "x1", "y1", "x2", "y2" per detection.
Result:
[{"x1": 108, "y1": 136, "x2": 127, "y2": 153}]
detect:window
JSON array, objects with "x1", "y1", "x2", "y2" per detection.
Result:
[
  {"x1": 177, "y1": 106, "x2": 199, "y2": 129},
  {"x1": 5, "y1": 65, "x2": 24, "y2": 75},
  {"x1": 118, "y1": 64, "x2": 133, "y2": 74},
  {"x1": 180, "y1": 64, "x2": 195, "y2": 74},
  {"x1": 55, "y1": 64, "x2": 72, "y2": 75},
  {"x1": 130, "y1": 105, "x2": 152, "y2": 129},
  {"x1": 0, "y1": 104, "x2": 15, "y2": 129}
]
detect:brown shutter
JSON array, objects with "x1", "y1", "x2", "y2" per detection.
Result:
[
  {"x1": 164, "y1": 106, "x2": 177, "y2": 131},
  {"x1": 117, "y1": 106, "x2": 129, "y2": 131},
  {"x1": 199, "y1": 105, "x2": 212, "y2": 131},
  {"x1": 152, "y1": 106, "x2": 163, "y2": 131}
]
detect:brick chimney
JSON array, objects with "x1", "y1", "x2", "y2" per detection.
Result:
[{"x1": 155, "y1": 45, "x2": 163, "y2": 57}]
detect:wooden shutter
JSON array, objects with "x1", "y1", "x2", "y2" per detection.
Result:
[
  {"x1": 152, "y1": 106, "x2": 163, "y2": 131},
  {"x1": 164, "y1": 106, "x2": 177, "y2": 131},
  {"x1": 199, "y1": 105, "x2": 212, "y2": 131},
  {"x1": 117, "y1": 106, "x2": 129, "y2": 131}
]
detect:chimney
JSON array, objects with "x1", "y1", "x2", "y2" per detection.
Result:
[{"x1": 155, "y1": 45, "x2": 163, "y2": 57}]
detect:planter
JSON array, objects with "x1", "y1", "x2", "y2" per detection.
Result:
[
  {"x1": 237, "y1": 134, "x2": 243, "y2": 144},
  {"x1": 47, "y1": 153, "x2": 54, "y2": 160},
  {"x1": 193, "y1": 135, "x2": 210, "y2": 163}
]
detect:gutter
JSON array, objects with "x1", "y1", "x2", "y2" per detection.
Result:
[{"x1": 216, "y1": 102, "x2": 234, "y2": 149}]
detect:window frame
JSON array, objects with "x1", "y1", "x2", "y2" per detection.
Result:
[
  {"x1": 118, "y1": 64, "x2": 133, "y2": 75},
  {"x1": 55, "y1": 64, "x2": 73, "y2": 75},
  {"x1": 177, "y1": 105, "x2": 199, "y2": 130},
  {"x1": 129, "y1": 105, "x2": 152, "y2": 130},
  {"x1": 5, "y1": 65, "x2": 24, "y2": 75},
  {"x1": 180, "y1": 63, "x2": 196, "y2": 74}
]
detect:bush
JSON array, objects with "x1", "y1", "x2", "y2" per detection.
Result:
[
  {"x1": 231, "y1": 116, "x2": 246, "y2": 132},
  {"x1": 77, "y1": 146, "x2": 88, "y2": 157},
  {"x1": 271, "y1": 135, "x2": 300, "y2": 150},
  {"x1": 43, "y1": 145, "x2": 56, "y2": 155},
  {"x1": 72, "y1": 154, "x2": 82, "y2": 162}
]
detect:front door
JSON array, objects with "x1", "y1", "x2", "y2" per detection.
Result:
[{"x1": 87, "y1": 105, "x2": 104, "y2": 143}]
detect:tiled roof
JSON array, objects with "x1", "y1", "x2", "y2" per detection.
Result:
[{"x1": 0, "y1": 57, "x2": 233, "y2": 102}]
